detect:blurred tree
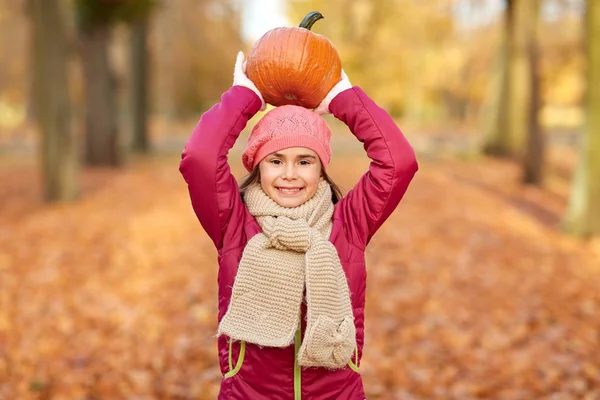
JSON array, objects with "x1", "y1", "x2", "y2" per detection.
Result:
[
  {"x1": 130, "y1": 15, "x2": 149, "y2": 153},
  {"x1": 75, "y1": 0, "x2": 156, "y2": 165},
  {"x1": 521, "y1": 0, "x2": 543, "y2": 185},
  {"x1": 483, "y1": 0, "x2": 541, "y2": 173},
  {"x1": 564, "y1": 0, "x2": 600, "y2": 236},
  {"x1": 150, "y1": 0, "x2": 243, "y2": 117},
  {"x1": 483, "y1": 0, "x2": 513, "y2": 156},
  {"x1": 28, "y1": 0, "x2": 79, "y2": 201}
]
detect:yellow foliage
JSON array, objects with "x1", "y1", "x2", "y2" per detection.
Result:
[
  {"x1": 0, "y1": 1, "x2": 28, "y2": 122},
  {"x1": 287, "y1": 0, "x2": 584, "y2": 129},
  {"x1": 0, "y1": 97, "x2": 26, "y2": 129},
  {"x1": 0, "y1": 0, "x2": 587, "y2": 131}
]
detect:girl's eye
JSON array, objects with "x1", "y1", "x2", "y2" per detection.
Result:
[
  {"x1": 299, "y1": 160, "x2": 310, "y2": 166},
  {"x1": 270, "y1": 159, "x2": 282, "y2": 165}
]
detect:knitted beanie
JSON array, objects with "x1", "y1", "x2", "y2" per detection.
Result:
[{"x1": 242, "y1": 105, "x2": 332, "y2": 172}]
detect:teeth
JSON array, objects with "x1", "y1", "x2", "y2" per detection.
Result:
[{"x1": 279, "y1": 188, "x2": 300, "y2": 193}]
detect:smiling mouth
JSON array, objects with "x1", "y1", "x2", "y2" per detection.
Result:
[{"x1": 277, "y1": 187, "x2": 303, "y2": 195}]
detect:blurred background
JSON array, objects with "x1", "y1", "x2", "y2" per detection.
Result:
[{"x1": 1, "y1": 0, "x2": 600, "y2": 399}]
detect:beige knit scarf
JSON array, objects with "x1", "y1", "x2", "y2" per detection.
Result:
[{"x1": 217, "y1": 180, "x2": 356, "y2": 369}]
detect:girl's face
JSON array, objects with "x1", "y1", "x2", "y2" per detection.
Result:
[{"x1": 258, "y1": 147, "x2": 322, "y2": 208}]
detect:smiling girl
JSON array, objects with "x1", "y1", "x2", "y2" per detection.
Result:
[{"x1": 180, "y1": 52, "x2": 418, "y2": 400}]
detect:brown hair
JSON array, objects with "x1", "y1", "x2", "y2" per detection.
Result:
[{"x1": 239, "y1": 167, "x2": 344, "y2": 204}]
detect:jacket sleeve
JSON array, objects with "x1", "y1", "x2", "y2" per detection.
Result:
[
  {"x1": 330, "y1": 86, "x2": 418, "y2": 249},
  {"x1": 179, "y1": 86, "x2": 262, "y2": 249}
]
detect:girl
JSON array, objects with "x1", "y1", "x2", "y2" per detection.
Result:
[{"x1": 180, "y1": 52, "x2": 418, "y2": 400}]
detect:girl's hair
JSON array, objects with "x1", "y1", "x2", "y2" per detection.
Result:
[{"x1": 239, "y1": 167, "x2": 344, "y2": 204}]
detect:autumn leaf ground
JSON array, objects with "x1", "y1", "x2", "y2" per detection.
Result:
[{"x1": 1, "y1": 143, "x2": 599, "y2": 399}]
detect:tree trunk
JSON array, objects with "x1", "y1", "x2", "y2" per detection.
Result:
[
  {"x1": 29, "y1": 0, "x2": 79, "y2": 202},
  {"x1": 153, "y1": 1, "x2": 176, "y2": 118},
  {"x1": 130, "y1": 17, "x2": 149, "y2": 153},
  {"x1": 483, "y1": 0, "x2": 513, "y2": 157},
  {"x1": 506, "y1": 0, "x2": 539, "y2": 158},
  {"x1": 522, "y1": 1, "x2": 543, "y2": 185},
  {"x1": 483, "y1": 0, "x2": 539, "y2": 161},
  {"x1": 80, "y1": 25, "x2": 121, "y2": 166},
  {"x1": 27, "y1": 36, "x2": 37, "y2": 123},
  {"x1": 564, "y1": 0, "x2": 600, "y2": 236}
]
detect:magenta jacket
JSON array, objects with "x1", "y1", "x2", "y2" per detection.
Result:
[{"x1": 180, "y1": 85, "x2": 418, "y2": 400}]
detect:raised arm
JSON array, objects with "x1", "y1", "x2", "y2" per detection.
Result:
[
  {"x1": 179, "y1": 86, "x2": 262, "y2": 249},
  {"x1": 330, "y1": 87, "x2": 418, "y2": 248},
  {"x1": 180, "y1": 52, "x2": 265, "y2": 249}
]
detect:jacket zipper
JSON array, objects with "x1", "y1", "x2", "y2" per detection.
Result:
[{"x1": 294, "y1": 326, "x2": 302, "y2": 400}]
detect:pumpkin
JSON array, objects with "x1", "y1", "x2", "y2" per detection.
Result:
[{"x1": 246, "y1": 11, "x2": 342, "y2": 109}]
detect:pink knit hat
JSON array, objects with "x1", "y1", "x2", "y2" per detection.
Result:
[{"x1": 242, "y1": 105, "x2": 332, "y2": 172}]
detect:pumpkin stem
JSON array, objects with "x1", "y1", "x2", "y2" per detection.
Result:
[{"x1": 299, "y1": 11, "x2": 324, "y2": 30}]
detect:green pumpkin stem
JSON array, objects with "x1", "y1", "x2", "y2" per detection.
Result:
[{"x1": 299, "y1": 11, "x2": 324, "y2": 30}]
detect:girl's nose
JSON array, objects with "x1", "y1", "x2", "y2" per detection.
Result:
[{"x1": 282, "y1": 164, "x2": 297, "y2": 179}]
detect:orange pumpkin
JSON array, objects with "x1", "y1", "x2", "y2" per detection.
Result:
[{"x1": 246, "y1": 11, "x2": 342, "y2": 109}]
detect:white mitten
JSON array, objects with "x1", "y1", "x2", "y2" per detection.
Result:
[
  {"x1": 233, "y1": 51, "x2": 266, "y2": 111},
  {"x1": 313, "y1": 69, "x2": 352, "y2": 115}
]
